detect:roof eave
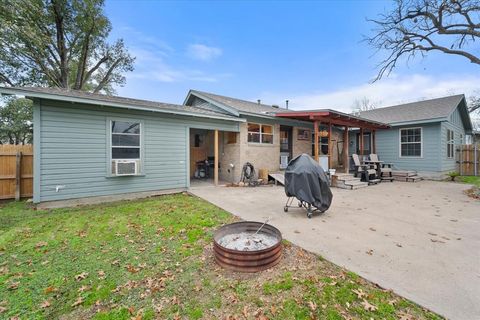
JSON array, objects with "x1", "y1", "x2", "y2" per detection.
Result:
[
  {"x1": 186, "y1": 90, "x2": 240, "y2": 117},
  {"x1": 0, "y1": 87, "x2": 245, "y2": 123},
  {"x1": 387, "y1": 117, "x2": 447, "y2": 126}
]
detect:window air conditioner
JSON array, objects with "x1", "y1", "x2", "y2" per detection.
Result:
[{"x1": 113, "y1": 160, "x2": 138, "y2": 176}]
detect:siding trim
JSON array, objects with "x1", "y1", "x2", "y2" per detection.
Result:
[
  {"x1": 398, "y1": 127, "x2": 423, "y2": 159},
  {"x1": 33, "y1": 99, "x2": 41, "y2": 203},
  {"x1": 186, "y1": 126, "x2": 190, "y2": 188}
]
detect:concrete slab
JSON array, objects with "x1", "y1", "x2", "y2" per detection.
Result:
[{"x1": 189, "y1": 181, "x2": 480, "y2": 320}]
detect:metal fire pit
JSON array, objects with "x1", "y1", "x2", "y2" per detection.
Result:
[{"x1": 213, "y1": 221, "x2": 282, "y2": 273}]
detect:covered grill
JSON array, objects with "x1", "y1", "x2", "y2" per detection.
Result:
[{"x1": 283, "y1": 154, "x2": 333, "y2": 218}]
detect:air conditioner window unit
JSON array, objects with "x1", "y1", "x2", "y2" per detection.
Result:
[
  {"x1": 114, "y1": 160, "x2": 138, "y2": 176},
  {"x1": 280, "y1": 155, "x2": 289, "y2": 169}
]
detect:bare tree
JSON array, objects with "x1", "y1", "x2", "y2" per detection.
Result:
[
  {"x1": 352, "y1": 96, "x2": 379, "y2": 114},
  {"x1": 366, "y1": 0, "x2": 480, "y2": 81}
]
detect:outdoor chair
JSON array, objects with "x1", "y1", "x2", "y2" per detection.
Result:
[
  {"x1": 352, "y1": 154, "x2": 378, "y2": 184},
  {"x1": 369, "y1": 154, "x2": 394, "y2": 182}
]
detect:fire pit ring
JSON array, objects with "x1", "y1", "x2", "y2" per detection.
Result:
[{"x1": 213, "y1": 221, "x2": 282, "y2": 273}]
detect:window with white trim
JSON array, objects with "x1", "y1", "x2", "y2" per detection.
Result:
[
  {"x1": 447, "y1": 129, "x2": 454, "y2": 158},
  {"x1": 111, "y1": 121, "x2": 141, "y2": 159},
  {"x1": 400, "y1": 128, "x2": 422, "y2": 157},
  {"x1": 247, "y1": 123, "x2": 273, "y2": 144}
]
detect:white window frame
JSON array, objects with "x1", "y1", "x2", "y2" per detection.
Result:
[
  {"x1": 446, "y1": 129, "x2": 454, "y2": 159},
  {"x1": 247, "y1": 122, "x2": 274, "y2": 144},
  {"x1": 399, "y1": 127, "x2": 423, "y2": 158},
  {"x1": 107, "y1": 118, "x2": 144, "y2": 176}
]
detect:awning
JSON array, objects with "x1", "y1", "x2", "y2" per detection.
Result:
[{"x1": 274, "y1": 109, "x2": 390, "y2": 129}]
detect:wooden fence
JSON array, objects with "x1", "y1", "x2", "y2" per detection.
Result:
[
  {"x1": 0, "y1": 145, "x2": 33, "y2": 200},
  {"x1": 456, "y1": 144, "x2": 480, "y2": 176}
]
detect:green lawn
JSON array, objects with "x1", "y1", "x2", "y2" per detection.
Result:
[
  {"x1": 457, "y1": 175, "x2": 480, "y2": 187},
  {"x1": 0, "y1": 194, "x2": 442, "y2": 320}
]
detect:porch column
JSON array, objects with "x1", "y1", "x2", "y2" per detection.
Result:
[
  {"x1": 359, "y1": 127, "x2": 364, "y2": 157},
  {"x1": 343, "y1": 126, "x2": 349, "y2": 173},
  {"x1": 214, "y1": 129, "x2": 219, "y2": 186},
  {"x1": 328, "y1": 122, "x2": 332, "y2": 169},
  {"x1": 314, "y1": 120, "x2": 319, "y2": 162},
  {"x1": 372, "y1": 130, "x2": 376, "y2": 154}
]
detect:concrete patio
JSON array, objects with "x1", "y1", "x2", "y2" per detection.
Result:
[{"x1": 190, "y1": 180, "x2": 480, "y2": 320}]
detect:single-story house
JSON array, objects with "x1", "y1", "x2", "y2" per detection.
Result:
[
  {"x1": 0, "y1": 86, "x2": 387, "y2": 204},
  {"x1": 0, "y1": 86, "x2": 473, "y2": 204},
  {"x1": 358, "y1": 95, "x2": 473, "y2": 178}
]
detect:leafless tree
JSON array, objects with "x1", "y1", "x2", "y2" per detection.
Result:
[
  {"x1": 366, "y1": 0, "x2": 480, "y2": 82},
  {"x1": 352, "y1": 97, "x2": 379, "y2": 113}
]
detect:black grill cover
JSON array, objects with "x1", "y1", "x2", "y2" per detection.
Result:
[{"x1": 284, "y1": 154, "x2": 333, "y2": 212}]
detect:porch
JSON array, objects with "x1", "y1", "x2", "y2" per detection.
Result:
[{"x1": 275, "y1": 109, "x2": 390, "y2": 173}]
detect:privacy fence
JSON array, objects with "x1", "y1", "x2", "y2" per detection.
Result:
[
  {"x1": 456, "y1": 144, "x2": 480, "y2": 176},
  {"x1": 0, "y1": 144, "x2": 33, "y2": 200}
]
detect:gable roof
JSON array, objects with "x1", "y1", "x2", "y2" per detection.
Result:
[
  {"x1": 359, "y1": 95, "x2": 472, "y2": 131},
  {"x1": 185, "y1": 89, "x2": 286, "y2": 117},
  {"x1": 0, "y1": 86, "x2": 244, "y2": 122}
]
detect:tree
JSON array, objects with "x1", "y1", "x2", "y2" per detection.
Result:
[
  {"x1": 366, "y1": 0, "x2": 480, "y2": 82},
  {"x1": 352, "y1": 97, "x2": 378, "y2": 113},
  {"x1": 0, "y1": 97, "x2": 33, "y2": 145},
  {"x1": 0, "y1": 0, "x2": 135, "y2": 94}
]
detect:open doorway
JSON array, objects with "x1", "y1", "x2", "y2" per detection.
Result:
[{"x1": 190, "y1": 129, "x2": 216, "y2": 182}]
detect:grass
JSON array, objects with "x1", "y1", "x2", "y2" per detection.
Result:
[
  {"x1": 457, "y1": 175, "x2": 480, "y2": 187},
  {"x1": 0, "y1": 194, "x2": 443, "y2": 319}
]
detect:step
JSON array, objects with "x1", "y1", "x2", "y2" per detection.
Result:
[{"x1": 392, "y1": 170, "x2": 418, "y2": 177}]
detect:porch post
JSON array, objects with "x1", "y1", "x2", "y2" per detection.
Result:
[
  {"x1": 343, "y1": 126, "x2": 349, "y2": 173},
  {"x1": 214, "y1": 129, "x2": 219, "y2": 186},
  {"x1": 328, "y1": 122, "x2": 332, "y2": 169},
  {"x1": 314, "y1": 120, "x2": 319, "y2": 162},
  {"x1": 359, "y1": 127, "x2": 364, "y2": 157},
  {"x1": 372, "y1": 130, "x2": 376, "y2": 154}
]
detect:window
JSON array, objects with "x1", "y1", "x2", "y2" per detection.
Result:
[
  {"x1": 400, "y1": 128, "x2": 422, "y2": 157},
  {"x1": 111, "y1": 121, "x2": 141, "y2": 159},
  {"x1": 247, "y1": 123, "x2": 273, "y2": 144},
  {"x1": 447, "y1": 129, "x2": 454, "y2": 158},
  {"x1": 297, "y1": 129, "x2": 310, "y2": 140}
]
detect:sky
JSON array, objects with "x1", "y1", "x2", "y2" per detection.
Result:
[{"x1": 105, "y1": 0, "x2": 480, "y2": 115}]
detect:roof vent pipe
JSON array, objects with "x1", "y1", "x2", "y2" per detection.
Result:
[
  {"x1": 257, "y1": 99, "x2": 261, "y2": 105},
  {"x1": 286, "y1": 100, "x2": 289, "y2": 109}
]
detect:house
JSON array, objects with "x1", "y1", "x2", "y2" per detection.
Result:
[
  {"x1": 0, "y1": 86, "x2": 386, "y2": 204},
  {"x1": 358, "y1": 95, "x2": 473, "y2": 178},
  {"x1": 184, "y1": 90, "x2": 388, "y2": 182}
]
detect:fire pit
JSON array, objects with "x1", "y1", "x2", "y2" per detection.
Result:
[{"x1": 213, "y1": 221, "x2": 282, "y2": 273}]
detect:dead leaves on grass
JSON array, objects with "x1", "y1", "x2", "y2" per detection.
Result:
[
  {"x1": 361, "y1": 299, "x2": 378, "y2": 312},
  {"x1": 71, "y1": 297, "x2": 84, "y2": 308},
  {"x1": 40, "y1": 300, "x2": 51, "y2": 309},
  {"x1": 74, "y1": 272, "x2": 88, "y2": 281}
]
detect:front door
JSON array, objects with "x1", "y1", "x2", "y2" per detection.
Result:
[{"x1": 356, "y1": 132, "x2": 371, "y2": 156}]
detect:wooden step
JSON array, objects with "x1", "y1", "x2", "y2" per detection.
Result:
[{"x1": 392, "y1": 170, "x2": 418, "y2": 177}]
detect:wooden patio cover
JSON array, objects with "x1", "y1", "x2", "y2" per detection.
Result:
[{"x1": 275, "y1": 109, "x2": 390, "y2": 173}]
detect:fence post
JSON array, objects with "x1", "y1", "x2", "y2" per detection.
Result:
[
  {"x1": 475, "y1": 144, "x2": 478, "y2": 177},
  {"x1": 15, "y1": 152, "x2": 22, "y2": 201}
]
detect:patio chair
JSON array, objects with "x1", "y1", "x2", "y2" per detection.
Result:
[
  {"x1": 369, "y1": 154, "x2": 394, "y2": 182},
  {"x1": 352, "y1": 154, "x2": 378, "y2": 184}
]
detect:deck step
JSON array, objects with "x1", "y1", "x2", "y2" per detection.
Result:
[{"x1": 268, "y1": 173, "x2": 285, "y2": 185}]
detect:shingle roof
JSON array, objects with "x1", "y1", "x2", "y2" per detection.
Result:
[
  {"x1": 359, "y1": 95, "x2": 465, "y2": 124},
  {"x1": 190, "y1": 90, "x2": 287, "y2": 116},
  {"x1": 0, "y1": 86, "x2": 242, "y2": 122}
]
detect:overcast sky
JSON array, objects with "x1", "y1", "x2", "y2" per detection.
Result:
[{"x1": 106, "y1": 1, "x2": 480, "y2": 115}]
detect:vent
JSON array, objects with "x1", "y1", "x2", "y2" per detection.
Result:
[
  {"x1": 272, "y1": 104, "x2": 279, "y2": 108},
  {"x1": 113, "y1": 160, "x2": 139, "y2": 176}
]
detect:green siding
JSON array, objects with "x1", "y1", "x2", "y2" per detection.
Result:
[
  {"x1": 374, "y1": 123, "x2": 442, "y2": 173},
  {"x1": 36, "y1": 99, "x2": 239, "y2": 203},
  {"x1": 440, "y1": 108, "x2": 465, "y2": 172}
]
